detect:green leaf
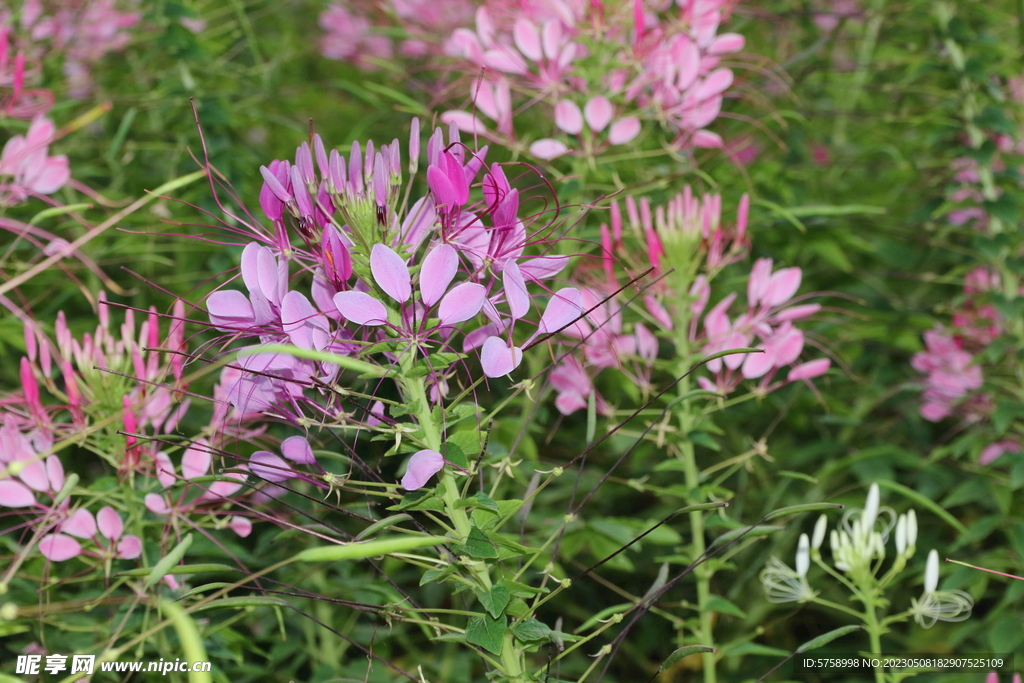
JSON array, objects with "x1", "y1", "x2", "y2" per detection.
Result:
[
  {"x1": 144, "y1": 534, "x2": 193, "y2": 588},
  {"x1": 452, "y1": 527, "x2": 498, "y2": 559},
  {"x1": 688, "y1": 431, "x2": 721, "y2": 451},
  {"x1": 296, "y1": 535, "x2": 446, "y2": 562},
  {"x1": 705, "y1": 595, "x2": 746, "y2": 618},
  {"x1": 449, "y1": 430, "x2": 484, "y2": 455},
  {"x1": 420, "y1": 566, "x2": 457, "y2": 586},
  {"x1": 796, "y1": 625, "x2": 863, "y2": 653},
  {"x1": 457, "y1": 491, "x2": 499, "y2": 512},
  {"x1": 499, "y1": 578, "x2": 548, "y2": 598},
  {"x1": 763, "y1": 503, "x2": 844, "y2": 521},
  {"x1": 660, "y1": 645, "x2": 715, "y2": 672},
  {"x1": 512, "y1": 618, "x2": 552, "y2": 642},
  {"x1": 192, "y1": 596, "x2": 289, "y2": 612},
  {"x1": 116, "y1": 563, "x2": 239, "y2": 577},
  {"x1": 465, "y1": 615, "x2": 506, "y2": 655},
  {"x1": 723, "y1": 642, "x2": 790, "y2": 657},
  {"x1": 388, "y1": 490, "x2": 446, "y2": 512},
  {"x1": 576, "y1": 603, "x2": 632, "y2": 632},
  {"x1": 478, "y1": 585, "x2": 511, "y2": 619},
  {"x1": 443, "y1": 443, "x2": 469, "y2": 470}
]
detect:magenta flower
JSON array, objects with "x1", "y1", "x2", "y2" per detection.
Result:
[{"x1": 40, "y1": 506, "x2": 142, "y2": 562}]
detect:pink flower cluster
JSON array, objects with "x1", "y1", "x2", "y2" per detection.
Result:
[
  {"x1": 319, "y1": 0, "x2": 476, "y2": 67},
  {"x1": 0, "y1": 117, "x2": 69, "y2": 206},
  {"x1": 7, "y1": 0, "x2": 140, "y2": 98},
  {"x1": 206, "y1": 120, "x2": 587, "y2": 425},
  {"x1": 547, "y1": 189, "x2": 830, "y2": 413},
  {"x1": 439, "y1": 0, "x2": 745, "y2": 156},
  {"x1": 910, "y1": 328, "x2": 984, "y2": 423}
]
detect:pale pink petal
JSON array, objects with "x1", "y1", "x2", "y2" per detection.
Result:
[
  {"x1": 117, "y1": 535, "x2": 142, "y2": 559},
  {"x1": 230, "y1": 515, "x2": 253, "y2": 537},
  {"x1": 536, "y1": 287, "x2": 583, "y2": 336},
  {"x1": 334, "y1": 291, "x2": 388, "y2": 325},
  {"x1": 519, "y1": 255, "x2": 569, "y2": 281},
  {"x1": 747, "y1": 258, "x2": 773, "y2": 306},
  {"x1": 503, "y1": 261, "x2": 530, "y2": 319},
  {"x1": 439, "y1": 282, "x2": 486, "y2": 325},
  {"x1": 788, "y1": 359, "x2": 830, "y2": 382},
  {"x1": 420, "y1": 244, "x2": 459, "y2": 306},
  {"x1": 281, "y1": 436, "x2": 316, "y2": 465},
  {"x1": 204, "y1": 472, "x2": 246, "y2": 499},
  {"x1": 608, "y1": 117, "x2": 641, "y2": 145},
  {"x1": 18, "y1": 458, "x2": 49, "y2": 492},
  {"x1": 483, "y1": 47, "x2": 528, "y2": 74},
  {"x1": 30, "y1": 156, "x2": 70, "y2": 194},
  {"x1": 45, "y1": 455, "x2": 64, "y2": 492},
  {"x1": 774, "y1": 304, "x2": 821, "y2": 321},
  {"x1": 61, "y1": 509, "x2": 97, "y2": 539},
  {"x1": 481, "y1": 336, "x2": 523, "y2": 377},
  {"x1": 645, "y1": 296, "x2": 674, "y2": 331},
  {"x1": 692, "y1": 130, "x2": 723, "y2": 148},
  {"x1": 584, "y1": 96, "x2": 614, "y2": 133},
  {"x1": 709, "y1": 33, "x2": 745, "y2": 54},
  {"x1": 39, "y1": 534, "x2": 81, "y2": 562},
  {"x1": 371, "y1": 244, "x2": 412, "y2": 303},
  {"x1": 513, "y1": 19, "x2": 543, "y2": 61},
  {"x1": 182, "y1": 441, "x2": 211, "y2": 480},
  {"x1": 554, "y1": 100, "x2": 584, "y2": 134},
  {"x1": 440, "y1": 110, "x2": 487, "y2": 134},
  {"x1": 145, "y1": 493, "x2": 170, "y2": 514},
  {"x1": 154, "y1": 451, "x2": 176, "y2": 488},
  {"x1": 207, "y1": 290, "x2": 256, "y2": 331},
  {"x1": 250, "y1": 451, "x2": 293, "y2": 483},
  {"x1": 529, "y1": 139, "x2": 569, "y2": 159},
  {"x1": 401, "y1": 449, "x2": 445, "y2": 491},
  {"x1": 765, "y1": 267, "x2": 802, "y2": 307},
  {"x1": 97, "y1": 506, "x2": 124, "y2": 540},
  {"x1": 741, "y1": 345, "x2": 776, "y2": 379},
  {"x1": 636, "y1": 323, "x2": 658, "y2": 360}
]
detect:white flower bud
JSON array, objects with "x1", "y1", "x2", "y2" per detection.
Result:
[
  {"x1": 862, "y1": 483, "x2": 880, "y2": 533},
  {"x1": 812, "y1": 514, "x2": 827, "y2": 549},
  {"x1": 830, "y1": 530, "x2": 840, "y2": 553},
  {"x1": 895, "y1": 515, "x2": 907, "y2": 555},
  {"x1": 907, "y1": 509, "x2": 917, "y2": 548},
  {"x1": 796, "y1": 533, "x2": 810, "y2": 577},
  {"x1": 924, "y1": 549, "x2": 939, "y2": 594}
]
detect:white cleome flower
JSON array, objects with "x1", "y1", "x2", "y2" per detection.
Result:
[
  {"x1": 760, "y1": 556, "x2": 816, "y2": 603},
  {"x1": 910, "y1": 550, "x2": 973, "y2": 628}
]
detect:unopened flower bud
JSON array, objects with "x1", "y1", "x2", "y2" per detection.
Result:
[
  {"x1": 812, "y1": 514, "x2": 827, "y2": 549},
  {"x1": 907, "y1": 509, "x2": 917, "y2": 549},
  {"x1": 895, "y1": 514, "x2": 907, "y2": 555},
  {"x1": 796, "y1": 533, "x2": 810, "y2": 577},
  {"x1": 924, "y1": 549, "x2": 939, "y2": 594},
  {"x1": 862, "y1": 483, "x2": 880, "y2": 533}
]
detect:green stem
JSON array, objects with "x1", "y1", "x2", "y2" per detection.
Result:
[
  {"x1": 860, "y1": 588, "x2": 886, "y2": 683},
  {"x1": 402, "y1": 368, "x2": 527, "y2": 682}
]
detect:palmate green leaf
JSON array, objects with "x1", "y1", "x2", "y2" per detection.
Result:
[
  {"x1": 452, "y1": 528, "x2": 498, "y2": 559},
  {"x1": 465, "y1": 615, "x2": 507, "y2": 655},
  {"x1": 477, "y1": 585, "x2": 511, "y2": 619},
  {"x1": 296, "y1": 535, "x2": 447, "y2": 562},
  {"x1": 512, "y1": 618, "x2": 552, "y2": 642}
]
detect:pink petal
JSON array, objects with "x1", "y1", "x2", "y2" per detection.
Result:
[
  {"x1": 645, "y1": 296, "x2": 674, "y2": 330},
  {"x1": 747, "y1": 258, "x2": 773, "y2": 306},
  {"x1": 45, "y1": 455, "x2": 64, "y2": 492},
  {"x1": 439, "y1": 282, "x2": 486, "y2": 325},
  {"x1": 31, "y1": 156, "x2": 69, "y2": 194},
  {"x1": 584, "y1": 96, "x2": 614, "y2": 133},
  {"x1": 281, "y1": 436, "x2": 316, "y2": 465},
  {"x1": 765, "y1": 267, "x2": 802, "y2": 307},
  {"x1": 0, "y1": 480, "x2": 35, "y2": 507},
  {"x1": 709, "y1": 33, "x2": 745, "y2": 54},
  {"x1": 537, "y1": 287, "x2": 583, "y2": 336},
  {"x1": 771, "y1": 326, "x2": 805, "y2": 366},
  {"x1": 554, "y1": 100, "x2": 583, "y2": 134},
  {"x1": 741, "y1": 345, "x2": 776, "y2": 379},
  {"x1": 513, "y1": 19, "x2": 543, "y2": 61},
  {"x1": 282, "y1": 291, "x2": 323, "y2": 350},
  {"x1": 440, "y1": 110, "x2": 487, "y2": 135},
  {"x1": 182, "y1": 440, "x2": 212, "y2": 480},
  {"x1": 97, "y1": 506, "x2": 124, "y2": 540},
  {"x1": 481, "y1": 336, "x2": 524, "y2": 377},
  {"x1": 695, "y1": 69, "x2": 734, "y2": 101},
  {"x1": 401, "y1": 449, "x2": 445, "y2": 491},
  {"x1": 204, "y1": 472, "x2": 246, "y2": 499},
  {"x1": 154, "y1": 451, "x2": 176, "y2": 488},
  {"x1": 39, "y1": 533, "x2": 81, "y2": 562},
  {"x1": 636, "y1": 323, "x2": 658, "y2": 360},
  {"x1": 788, "y1": 359, "x2": 830, "y2": 382},
  {"x1": 334, "y1": 291, "x2": 388, "y2": 325},
  {"x1": 420, "y1": 244, "x2": 459, "y2": 306},
  {"x1": 519, "y1": 255, "x2": 569, "y2": 281},
  {"x1": 503, "y1": 261, "x2": 530, "y2": 319},
  {"x1": 18, "y1": 458, "x2": 49, "y2": 492},
  {"x1": 117, "y1": 535, "x2": 142, "y2": 559},
  {"x1": 608, "y1": 117, "x2": 641, "y2": 145},
  {"x1": 692, "y1": 130, "x2": 723, "y2": 148},
  {"x1": 371, "y1": 244, "x2": 412, "y2": 303},
  {"x1": 230, "y1": 515, "x2": 253, "y2": 537},
  {"x1": 145, "y1": 493, "x2": 170, "y2": 514},
  {"x1": 250, "y1": 451, "x2": 293, "y2": 483},
  {"x1": 207, "y1": 290, "x2": 256, "y2": 331},
  {"x1": 774, "y1": 304, "x2": 821, "y2": 321},
  {"x1": 61, "y1": 509, "x2": 97, "y2": 539},
  {"x1": 529, "y1": 139, "x2": 569, "y2": 159}
]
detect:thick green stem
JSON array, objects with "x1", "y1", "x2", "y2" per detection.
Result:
[
  {"x1": 401, "y1": 368, "x2": 526, "y2": 682},
  {"x1": 861, "y1": 590, "x2": 886, "y2": 683}
]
